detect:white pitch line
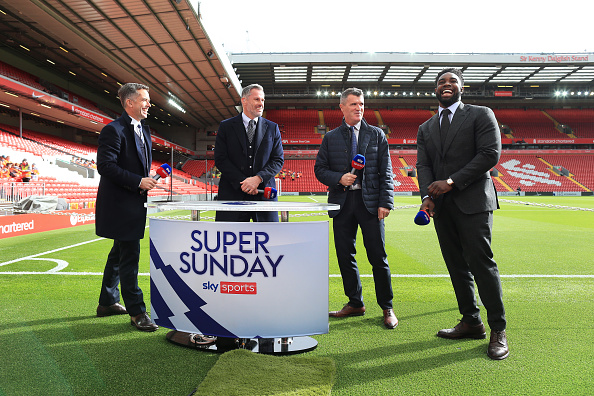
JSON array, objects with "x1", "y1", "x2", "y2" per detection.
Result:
[
  {"x1": 0, "y1": 237, "x2": 105, "y2": 267},
  {"x1": 0, "y1": 272, "x2": 592, "y2": 278}
]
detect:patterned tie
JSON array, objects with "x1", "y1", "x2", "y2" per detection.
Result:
[
  {"x1": 440, "y1": 109, "x2": 451, "y2": 145},
  {"x1": 247, "y1": 119, "x2": 256, "y2": 143},
  {"x1": 350, "y1": 126, "x2": 357, "y2": 159},
  {"x1": 135, "y1": 124, "x2": 148, "y2": 175}
]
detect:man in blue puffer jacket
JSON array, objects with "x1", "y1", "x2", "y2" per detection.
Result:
[{"x1": 315, "y1": 87, "x2": 397, "y2": 329}]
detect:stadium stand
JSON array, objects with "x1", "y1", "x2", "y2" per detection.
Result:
[
  {"x1": 265, "y1": 109, "x2": 321, "y2": 139},
  {"x1": 279, "y1": 159, "x2": 326, "y2": 193},
  {"x1": 493, "y1": 109, "x2": 563, "y2": 139},
  {"x1": 379, "y1": 109, "x2": 433, "y2": 139},
  {"x1": 494, "y1": 154, "x2": 589, "y2": 192},
  {"x1": 545, "y1": 109, "x2": 594, "y2": 138}
]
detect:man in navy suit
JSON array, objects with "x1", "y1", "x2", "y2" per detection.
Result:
[
  {"x1": 214, "y1": 84, "x2": 284, "y2": 222},
  {"x1": 416, "y1": 68, "x2": 509, "y2": 359},
  {"x1": 314, "y1": 87, "x2": 397, "y2": 329},
  {"x1": 95, "y1": 83, "x2": 158, "y2": 332}
]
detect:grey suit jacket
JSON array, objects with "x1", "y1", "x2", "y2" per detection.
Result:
[{"x1": 416, "y1": 102, "x2": 501, "y2": 216}]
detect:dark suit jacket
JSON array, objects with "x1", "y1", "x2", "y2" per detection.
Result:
[
  {"x1": 95, "y1": 113, "x2": 151, "y2": 241},
  {"x1": 416, "y1": 102, "x2": 501, "y2": 216},
  {"x1": 314, "y1": 118, "x2": 394, "y2": 218},
  {"x1": 214, "y1": 113, "x2": 284, "y2": 217}
]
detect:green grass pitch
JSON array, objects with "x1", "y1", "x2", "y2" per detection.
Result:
[{"x1": 0, "y1": 196, "x2": 593, "y2": 395}]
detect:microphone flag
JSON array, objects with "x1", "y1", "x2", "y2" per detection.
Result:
[{"x1": 414, "y1": 209, "x2": 431, "y2": 226}]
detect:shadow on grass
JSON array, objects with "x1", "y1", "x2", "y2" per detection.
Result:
[
  {"x1": 328, "y1": 306, "x2": 458, "y2": 331},
  {"x1": 327, "y1": 339, "x2": 487, "y2": 391}
]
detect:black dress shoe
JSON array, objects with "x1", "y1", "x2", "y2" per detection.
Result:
[
  {"x1": 487, "y1": 330, "x2": 510, "y2": 360},
  {"x1": 383, "y1": 309, "x2": 398, "y2": 329},
  {"x1": 437, "y1": 321, "x2": 486, "y2": 339},
  {"x1": 130, "y1": 313, "x2": 159, "y2": 332},
  {"x1": 97, "y1": 303, "x2": 128, "y2": 317},
  {"x1": 329, "y1": 304, "x2": 366, "y2": 318}
]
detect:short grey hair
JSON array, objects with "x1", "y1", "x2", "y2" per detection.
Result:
[
  {"x1": 118, "y1": 83, "x2": 149, "y2": 108},
  {"x1": 241, "y1": 84, "x2": 264, "y2": 99},
  {"x1": 340, "y1": 87, "x2": 364, "y2": 104}
]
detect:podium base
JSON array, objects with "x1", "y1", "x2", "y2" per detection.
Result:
[{"x1": 166, "y1": 331, "x2": 318, "y2": 355}]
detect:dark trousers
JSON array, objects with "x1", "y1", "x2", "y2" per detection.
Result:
[
  {"x1": 98, "y1": 239, "x2": 145, "y2": 317},
  {"x1": 332, "y1": 190, "x2": 393, "y2": 310},
  {"x1": 434, "y1": 195, "x2": 506, "y2": 331}
]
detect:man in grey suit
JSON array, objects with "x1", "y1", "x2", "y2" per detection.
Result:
[
  {"x1": 416, "y1": 68, "x2": 509, "y2": 359},
  {"x1": 315, "y1": 87, "x2": 397, "y2": 329}
]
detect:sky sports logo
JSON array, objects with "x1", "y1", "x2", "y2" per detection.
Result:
[{"x1": 203, "y1": 281, "x2": 257, "y2": 295}]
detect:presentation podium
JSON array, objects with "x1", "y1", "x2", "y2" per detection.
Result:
[{"x1": 147, "y1": 200, "x2": 338, "y2": 355}]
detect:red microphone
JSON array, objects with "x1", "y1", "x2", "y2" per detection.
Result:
[
  {"x1": 351, "y1": 154, "x2": 365, "y2": 174},
  {"x1": 141, "y1": 163, "x2": 172, "y2": 193},
  {"x1": 257, "y1": 186, "x2": 277, "y2": 199}
]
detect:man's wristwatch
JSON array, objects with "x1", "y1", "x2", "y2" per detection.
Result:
[{"x1": 446, "y1": 178, "x2": 454, "y2": 186}]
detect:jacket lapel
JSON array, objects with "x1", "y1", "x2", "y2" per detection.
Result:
[
  {"x1": 442, "y1": 102, "x2": 467, "y2": 153},
  {"x1": 428, "y1": 114, "x2": 442, "y2": 154},
  {"x1": 232, "y1": 114, "x2": 247, "y2": 154},
  {"x1": 358, "y1": 118, "x2": 372, "y2": 156},
  {"x1": 254, "y1": 117, "x2": 266, "y2": 153},
  {"x1": 122, "y1": 114, "x2": 148, "y2": 175}
]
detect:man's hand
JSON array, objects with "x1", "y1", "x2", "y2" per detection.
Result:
[
  {"x1": 378, "y1": 207, "x2": 390, "y2": 220},
  {"x1": 240, "y1": 176, "x2": 262, "y2": 195},
  {"x1": 420, "y1": 197, "x2": 435, "y2": 217},
  {"x1": 339, "y1": 173, "x2": 357, "y2": 187},
  {"x1": 139, "y1": 177, "x2": 157, "y2": 191},
  {"x1": 427, "y1": 180, "x2": 453, "y2": 198}
]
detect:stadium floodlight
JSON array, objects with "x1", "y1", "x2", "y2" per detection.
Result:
[{"x1": 168, "y1": 98, "x2": 186, "y2": 113}]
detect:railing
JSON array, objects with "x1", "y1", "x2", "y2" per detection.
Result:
[{"x1": 0, "y1": 182, "x2": 46, "y2": 203}]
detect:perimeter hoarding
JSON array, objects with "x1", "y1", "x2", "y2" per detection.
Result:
[{"x1": 149, "y1": 218, "x2": 329, "y2": 338}]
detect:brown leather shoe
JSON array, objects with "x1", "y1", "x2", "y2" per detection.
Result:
[
  {"x1": 383, "y1": 309, "x2": 398, "y2": 329},
  {"x1": 487, "y1": 330, "x2": 509, "y2": 360},
  {"x1": 130, "y1": 313, "x2": 159, "y2": 332},
  {"x1": 329, "y1": 304, "x2": 365, "y2": 317},
  {"x1": 437, "y1": 321, "x2": 486, "y2": 339},
  {"x1": 96, "y1": 303, "x2": 128, "y2": 317}
]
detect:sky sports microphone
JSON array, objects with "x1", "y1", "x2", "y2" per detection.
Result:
[
  {"x1": 351, "y1": 154, "x2": 365, "y2": 174},
  {"x1": 257, "y1": 186, "x2": 277, "y2": 199},
  {"x1": 141, "y1": 163, "x2": 172, "y2": 193},
  {"x1": 414, "y1": 209, "x2": 431, "y2": 226}
]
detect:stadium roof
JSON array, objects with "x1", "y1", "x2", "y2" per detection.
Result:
[
  {"x1": 0, "y1": 0, "x2": 592, "y2": 139},
  {"x1": 0, "y1": 0, "x2": 241, "y2": 130},
  {"x1": 230, "y1": 52, "x2": 594, "y2": 106}
]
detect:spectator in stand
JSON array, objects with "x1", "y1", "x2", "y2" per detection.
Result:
[
  {"x1": 31, "y1": 164, "x2": 39, "y2": 181},
  {"x1": 9, "y1": 164, "x2": 21, "y2": 180},
  {"x1": 20, "y1": 159, "x2": 31, "y2": 182},
  {"x1": 0, "y1": 165, "x2": 9, "y2": 179}
]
